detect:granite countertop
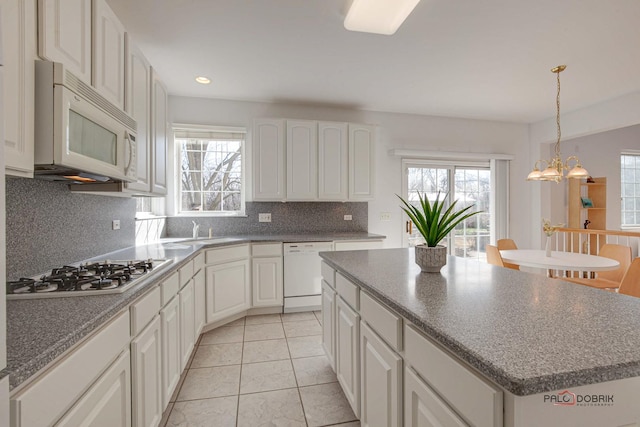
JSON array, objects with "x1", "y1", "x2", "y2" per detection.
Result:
[
  {"x1": 320, "y1": 248, "x2": 640, "y2": 396},
  {"x1": 3, "y1": 232, "x2": 384, "y2": 391}
]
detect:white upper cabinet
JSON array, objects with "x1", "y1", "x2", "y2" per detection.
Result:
[
  {"x1": 151, "y1": 67, "x2": 168, "y2": 195},
  {"x1": 287, "y1": 120, "x2": 318, "y2": 200},
  {"x1": 38, "y1": 0, "x2": 92, "y2": 83},
  {"x1": 349, "y1": 124, "x2": 375, "y2": 200},
  {"x1": 3, "y1": 0, "x2": 37, "y2": 177},
  {"x1": 253, "y1": 119, "x2": 286, "y2": 201},
  {"x1": 124, "y1": 34, "x2": 152, "y2": 193},
  {"x1": 318, "y1": 122, "x2": 348, "y2": 201},
  {"x1": 92, "y1": 0, "x2": 126, "y2": 109}
]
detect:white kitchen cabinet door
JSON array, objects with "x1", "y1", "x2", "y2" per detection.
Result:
[
  {"x1": 56, "y1": 350, "x2": 131, "y2": 427},
  {"x1": 194, "y1": 269, "x2": 206, "y2": 336},
  {"x1": 150, "y1": 67, "x2": 168, "y2": 195},
  {"x1": 92, "y1": 0, "x2": 125, "y2": 109},
  {"x1": 179, "y1": 281, "x2": 196, "y2": 371},
  {"x1": 131, "y1": 316, "x2": 163, "y2": 427},
  {"x1": 124, "y1": 34, "x2": 151, "y2": 193},
  {"x1": 3, "y1": 0, "x2": 36, "y2": 178},
  {"x1": 336, "y1": 296, "x2": 360, "y2": 418},
  {"x1": 253, "y1": 118, "x2": 285, "y2": 200},
  {"x1": 286, "y1": 120, "x2": 318, "y2": 200},
  {"x1": 321, "y1": 281, "x2": 336, "y2": 370},
  {"x1": 318, "y1": 122, "x2": 348, "y2": 200},
  {"x1": 404, "y1": 366, "x2": 468, "y2": 427},
  {"x1": 206, "y1": 259, "x2": 250, "y2": 323},
  {"x1": 161, "y1": 296, "x2": 181, "y2": 407},
  {"x1": 348, "y1": 124, "x2": 375, "y2": 201},
  {"x1": 252, "y1": 256, "x2": 283, "y2": 307},
  {"x1": 38, "y1": 0, "x2": 91, "y2": 83},
  {"x1": 360, "y1": 322, "x2": 402, "y2": 427}
]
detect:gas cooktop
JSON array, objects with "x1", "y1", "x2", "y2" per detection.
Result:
[{"x1": 7, "y1": 259, "x2": 172, "y2": 299}]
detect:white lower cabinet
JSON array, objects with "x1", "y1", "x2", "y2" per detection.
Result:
[
  {"x1": 206, "y1": 259, "x2": 250, "y2": 323},
  {"x1": 404, "y1": 366, "x2": 467, "y2": 427},
  {"x1": 194, "y1": 269, "x2": 206, "y2": 336},
  {"x1": 336, "y1": 296, "x2": 360, "y2": 418},
  {"x1": 179, "y1": 281, "x2": 196, "y2": 370},
  {"x1": 360, "y1": 322, "x2": 402, "y2": 427},
  {"x1": 160, "y1": 296, "x2": 181, "y2": 407},
  {"x1": 321, "y1": 281, "x2": 336, "y2": 369},
  {"x1": 252, "y1": 256, "x2": 283, "y2": 307},
  {"x1": 131, "y1": 316, "x2": 162, "y2": 427},
  {"x1": 56, "y1": 350, "x2": 132, "y2": 427}
]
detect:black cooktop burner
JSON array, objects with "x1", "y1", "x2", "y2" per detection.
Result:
[{"x1": 7, "y1": 259, "x2": 160, "y2": 295}]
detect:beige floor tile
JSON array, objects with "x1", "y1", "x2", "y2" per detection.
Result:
[
  {"x1": 245, "y1": 313, "x2": 282, "y2": 325},
  {"x1": 169, "y1": 369, "x2": 189, "y2": 403},
  {"x1": 242, "y1": 339, "x2": 290, "y2": 363},
  {"x1": 167, "y1": 396, "x2": 238, "y2": 427},
  {"x1": 159, "y1": 402, "x2": 174, "y2": 427},
  {"x1": 244, "y1": 322, "x2": 285, "y2": 341},
  {"x1": 292, "y1": 355, "x2": 337, "y2": 387},
  {"x1": 200, "y1": 326, "x2": 244, "y2": 345},
  {"x1": 314, "y1": 310, "x2": 322, "y2": 325},
  {"x1": 240, "y1": 359, "x2": 297, "y2": 394},
  {"x1": 299, "y1": 382, "x2": 358, "y2": 427},
  {"x1": 283, "y1": 319, "x2": 322, "y2": 338},
  {"x1": 177, "y1": 365, "x2": 241, "y2": 401},
  {"x1": 237, "y1": 388, "x2": 306, "y2": 427},
  {"x1": 190, "y1": 342, "x2": 243, "y2": 368},
  {"x1": 287, "y1": 335, "x2": 325, "y2": 359},
  {"x1": 223, "y1": 316, "x2": 246, "y2": 327},
  {"x1": 332, "y1": 422, "x2": 361, "y2": 426},
  {"x1": 281, "y1": 311, "x2": 317, "y2": 322}
]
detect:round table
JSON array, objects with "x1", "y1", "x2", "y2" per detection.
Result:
[{"x1": 499, "y1": 249, "x2": 619, "y2": 276}]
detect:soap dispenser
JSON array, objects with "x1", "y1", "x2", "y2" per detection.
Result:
[{"x1": 192, "y1": 221, "x2": 200, "y2": 239}]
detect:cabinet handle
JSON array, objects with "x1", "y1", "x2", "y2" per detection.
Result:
[{"x1": 406, "y1": 220, "x2": 412, "y2": 234}]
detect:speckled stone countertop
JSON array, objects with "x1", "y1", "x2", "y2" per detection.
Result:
[
  {"x1": 320, "y1": 248, "x2": 640, "y2": 396},
  {"x1": 3, "y1": 232, "x2": 384, "y2": 391}
]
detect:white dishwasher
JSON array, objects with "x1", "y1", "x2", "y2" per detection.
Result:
[{"x1": 283, "y1": 241, "x2": 334, "y2": 312}]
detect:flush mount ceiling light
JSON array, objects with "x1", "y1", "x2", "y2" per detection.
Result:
[
  {"x1": 344, "y1": 0, "x2": 421, "y2": 35},
  {"x1": 527, "y1": 65, "x2": 589, "y2": 183},
  {"x1": 195, "y1": 76, "x2": 211, "y2": 85}
]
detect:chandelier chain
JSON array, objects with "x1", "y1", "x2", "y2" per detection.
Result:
[{"x1": 555, "y1": 69, "x2": 561, "y2": 157}]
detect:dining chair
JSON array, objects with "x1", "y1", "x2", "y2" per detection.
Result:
[
  {"x1": 564, "y1": 243, "x2": 632, "y2": 289},
  {"x1": 486, "y1": 244, "x2": 505, "y2": 268},
  {"x1": 617, "y1": 258, "x2": 640, "y2": 298},
  {"x1": 496, "y1": 239, "x2": 520, "y2": 270}
]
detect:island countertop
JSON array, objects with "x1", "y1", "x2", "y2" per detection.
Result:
[{"x1": 319, "y1": 248, "x2": 640, "y2": 396}]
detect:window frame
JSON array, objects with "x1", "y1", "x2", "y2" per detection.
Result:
[
  {"x1": 621, "y1": 151, "x2": 640, "y2": 228},
  {"x1": 172, "y1": 124, "x2": 247, "y2": 217}
]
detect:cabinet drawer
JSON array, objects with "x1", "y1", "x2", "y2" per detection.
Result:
[
  {"x1": 252, "y1": 242, "x2": 283, "y2": 257},
  {"x1": 193, "y1": 253, "x2": 205, "y2": 273},
  {"x1": 11, "y1": 311, "x2": 130, "y2": 427},
  {"x1": 161, "y1": 271, "x2": 180, "y2": 306},
  {"x1": 360, "y1": 292, "x2": 402, "y2": 351},
  {"x1": 179, "y1": 260, "x2": 194, "y2": 288},
  {"x1": 130, "y1": 286, "x2": 161, "y2": 336},
  {"x1": 321, "y1": 261, "x2": 335, "y2": 288},
  {"x1": 206, "y1": 244, "x2": 250, "y2": 264},
  {"x1": 336, "y1": 272, "x2": 359, "y2": 310},
  {"x1": 404, "y1": 324, "x2": 502, "y2": 427}
]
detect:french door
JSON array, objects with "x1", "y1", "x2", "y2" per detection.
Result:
[{"x1": 402, "y1": 161, "x2": 492, "y2": 260}]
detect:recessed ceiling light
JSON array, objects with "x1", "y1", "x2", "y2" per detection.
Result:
[
  {"x1": 344, "y1": 0, "x2": 420, "y2": 35},
  {"x1": 195, "y1": 76, "x2": 211, "y2": 85}
]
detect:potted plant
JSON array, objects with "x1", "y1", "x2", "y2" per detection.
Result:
[{"x1": 398, "y1": 192, "x2": 481, "y2": 272}]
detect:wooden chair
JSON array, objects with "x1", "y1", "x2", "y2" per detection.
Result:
[
  {"x1": 564, "y1": 243, "x2": 632, "y2": 289},
  {"x1": 486, "y1": 244, "x2": 505, "y2": 267},
  {"x1": 618, "y1": 258, "x2": 640, "y2": 298},
  {"x1": 496, "y1": 239, "x2": 520, "y2": 270}
]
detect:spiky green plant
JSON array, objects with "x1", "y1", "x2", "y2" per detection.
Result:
[{"x1": 398, "y1": 192, "x2": 481, "y2": 247}]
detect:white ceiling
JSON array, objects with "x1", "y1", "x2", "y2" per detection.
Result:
[{"x1": 107, "y1": 0, "x2": 640, "y2": 123}]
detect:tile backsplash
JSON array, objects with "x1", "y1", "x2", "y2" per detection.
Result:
[{"x1": 6, "y1": 177, "x2": 136, "y2": 278}]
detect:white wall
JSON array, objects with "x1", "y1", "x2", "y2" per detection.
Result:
[{"x1": 170, "y1": 96, "x2": 531, "y2": 248}]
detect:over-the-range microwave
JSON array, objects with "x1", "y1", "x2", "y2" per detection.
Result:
[{"x1": 34, "y1": 60, "x2": 137, "y2": 184}]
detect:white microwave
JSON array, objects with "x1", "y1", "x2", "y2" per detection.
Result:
[{"x1": 34, "y1": 60, "x2": 137, "y2": 184}]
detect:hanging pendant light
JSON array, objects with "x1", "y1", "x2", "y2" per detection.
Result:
[{"x1": 527, "y1": 65, "x2": 589, "y2": 182}]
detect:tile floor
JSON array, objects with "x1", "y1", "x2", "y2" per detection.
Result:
[{"x1": 162, "y1": 311, "x2": 360, "y2": 427}]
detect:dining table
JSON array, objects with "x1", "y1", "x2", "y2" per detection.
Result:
[{"x1": 499, "y1": 249, "x2": 620, "y2": 277}]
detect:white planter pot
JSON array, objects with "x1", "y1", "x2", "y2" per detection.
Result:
[{"x1": 415, "y1": 245, "x2": 447, "y2": 273}]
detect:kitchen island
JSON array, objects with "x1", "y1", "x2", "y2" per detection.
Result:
[{"x1": 320, "y1": 248, "x2": 640, "y2": 427}]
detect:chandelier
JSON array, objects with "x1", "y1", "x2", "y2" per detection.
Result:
[{"x1": 527, "y1": 65, "x2": 589, "y2": 182}]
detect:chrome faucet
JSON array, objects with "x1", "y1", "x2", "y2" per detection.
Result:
[{"x1": 192, "y1": 221, "x2": 200, "y2": 238}]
